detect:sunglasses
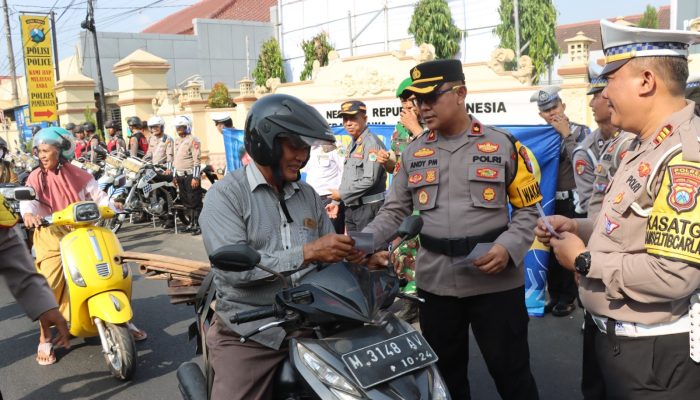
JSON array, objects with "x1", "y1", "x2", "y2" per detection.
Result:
[{"x1": 412, "y1": 85, "x2": 465, "y2": 107}]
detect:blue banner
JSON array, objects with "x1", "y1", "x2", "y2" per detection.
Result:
[{"x1": 223, "y1": 124, "x2": 560, "y2": 316}]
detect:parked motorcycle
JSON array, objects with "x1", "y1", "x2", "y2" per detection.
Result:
[
  {"x1": 176, "y1": 215, "x2": 451, "y2": 400},
  {"x1": 13, "y1": 187, "x2": 137, "y2": 380},
  {"x1": 97, "y1": 155, "x2": 128, "y2": 233}
]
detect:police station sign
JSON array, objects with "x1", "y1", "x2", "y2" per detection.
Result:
[
  {"x1": 20, "y1": 15, "x2": 57, "y2": 123},
  {"x1": 311, "y1": 90, "x2": 542, "y2": 127}
]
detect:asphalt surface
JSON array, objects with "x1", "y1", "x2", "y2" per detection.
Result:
[{"x1": 0, "y1": 222, "x2": 584, "y2": 400}]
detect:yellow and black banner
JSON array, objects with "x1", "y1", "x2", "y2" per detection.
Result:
[{"x1": 20, "y1": 15, "x2": 57, "y2": 123}]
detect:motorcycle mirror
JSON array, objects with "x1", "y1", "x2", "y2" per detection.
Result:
[
  {"x1": 9, "y1": 186, "x2": 36, "y2": 201},
  {"x1": 397, "y1": 215, "x2": 423, "y2": 239},
  {"x1": 209, "y1": 244, "x2": 262, "y2": 272}
]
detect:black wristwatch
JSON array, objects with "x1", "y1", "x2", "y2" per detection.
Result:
[{"x1": 574, "y1": 251, "x2": 591, "y2": 276}]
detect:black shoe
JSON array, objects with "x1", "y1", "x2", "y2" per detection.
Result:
[
  {"x1": 544, "y1": 300, "x2": 556, "y2": 314},
  {"x1": 552, "y1": 302, "x2": 576, "y2": 317},
  {"x1": 191, "y1": 226, "x2": 201, "y2": 236},
  {"x1": 162, "y1": 220, "x2": 174, "y2": 229}
]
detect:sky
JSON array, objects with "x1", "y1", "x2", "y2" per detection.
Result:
[{"x1": 0, "y1": 0, "x2": 672, "y2": 77}]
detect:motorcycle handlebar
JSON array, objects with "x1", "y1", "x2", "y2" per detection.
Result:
[{"x1": 230, "y1": 306, "x2": 276, "y2": 324}]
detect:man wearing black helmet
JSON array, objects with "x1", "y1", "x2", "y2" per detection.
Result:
[
  {"x1": 0, "y1": 137, "x2": 18, "y2": 183},
  {"x1": 64, "y1": 122, "x2": 77, "y2": 136},
  {"x1": 83, "y1": 122, "x2": 106, "y2": 163},
  {"x1": 199, "y1": 94, "x2": 358, "y2": 400},
  {"x1": 105, "y1": 120, "x2": 126, "y2": 156},
  {"x1": 126, "y1": 116, "x2": 148, "y2": 158}
]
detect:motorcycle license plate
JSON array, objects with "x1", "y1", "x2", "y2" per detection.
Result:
[{"x1": 341, "y1": 331, "x2": 437, "y2": 389}]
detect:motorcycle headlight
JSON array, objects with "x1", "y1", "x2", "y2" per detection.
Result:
[
  {"x1": 430, "y1": 367, "x2": 449, "y2": 400},
  {"x1": 297, "y1": 343, "x2": 362, "y2": 399},
  {"x1": 66, "y1": 260, "x2": 87, "y2": 287},
  {"x1": 74, "y1": 203, "x2": 100, "y2": 222}
]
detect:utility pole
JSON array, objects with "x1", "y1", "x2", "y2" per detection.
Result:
[
  {"x1": 514, "y1": 0, "x2": 521, "y2": 59},
  {"x1": 82, "y1": 0, "x2": 107, "y2": 131},
  {"x1": 2, "y1": 0, "x2": 19, "y2": 107}
]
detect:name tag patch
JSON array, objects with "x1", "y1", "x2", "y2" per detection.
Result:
[{"x1": 476, "y1": 167, "x2": 499, "y2": 179}]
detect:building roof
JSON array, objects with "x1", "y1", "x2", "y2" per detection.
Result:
[
  {"x1": 142, "y1": 0, "x2": 277, "y2": 35},
  {"x1": 556, "y1": 5, "x2": 671, "y2": 53}
]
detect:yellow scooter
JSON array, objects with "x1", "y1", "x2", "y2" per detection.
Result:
[{"x1": 16, "y1": 188, "x2": 137, "y2": 380}]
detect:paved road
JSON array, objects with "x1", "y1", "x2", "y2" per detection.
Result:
[{"x1": 0, "y1": 222, "x2": 585, "y2": 400}]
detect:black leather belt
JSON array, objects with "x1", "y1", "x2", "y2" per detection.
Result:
[{"x1": 420, "y1": 226, "x2": 507, "y2": 258}]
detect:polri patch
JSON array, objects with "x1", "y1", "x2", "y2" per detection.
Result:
[
  {"x1": 638, "y1": 162, "x2": 651, "y2": 178},
  {"x1": 418, "y1": 189, "x2": 429, "y2": 204},
  {"x1": 575, "y1": 159, "x2": 587, "y2": 175},
  {"x1": 667, "y1": 165, "x2": 700, "y2": 213},
  {"x1": 425, "y1": 169, "x2": 437, "y2": 183},
  {"x1": 477, "y1": 142, "x2": 500, "y2": 153},
  {"x1": 408, "y1": 172, "x2": 423, "y2": 184},
  {"x1": 476, "y1": 167, "x2": 499, "y2": 179},
  {"x1": 482, "y1": 187, "x2": 496, "y2": 201},
  {"x1": 413, "y1": 148, "x2": 435, "y2": 158}
]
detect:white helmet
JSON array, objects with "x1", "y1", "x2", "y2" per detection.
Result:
[
  {"x1": 173, "y1": 115, "x2": 192, "y2": 134},
  {"x1": 147, "y1": 116, "x2": 165, "y2": 127}
]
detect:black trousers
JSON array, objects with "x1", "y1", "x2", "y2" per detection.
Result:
[
  {"x1": 593, "y1": 329, "x2": 700, "y2": 399},
  {"x1": 582, "y1": 312, "x2": 606, "y2": 400},
  {"x1": 176, "y1": 174, "x2": 203, "y2": 210},
  {"x1": 547, "y1": 197, "x2": 578, "y2": 305},
  {"x1": 320, "y1": 195, "x2": 345, "y2": 234},
  {"x1": 418, "y1": 286, "x2": 539, "y2": 400},
  {"x1": 345, "y1": 200, "x2": 382, "y2": 232}
]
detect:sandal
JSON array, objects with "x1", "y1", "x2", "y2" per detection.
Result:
[
  {"x1": 127, "y1": 322, "x2": 148, "y2": 342},
  {"x1": 36, "y1": 342, "x2": 56, "y2": 366}
]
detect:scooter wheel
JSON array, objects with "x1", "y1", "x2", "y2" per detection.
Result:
[{"x1": 103, "y1": 322, "x2": 137, "y2": 380}]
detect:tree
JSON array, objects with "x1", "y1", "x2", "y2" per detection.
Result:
[
  {"x1": 408, "y1": 0, "x2": 462, "y2": 59},
  {"x1": 637, "y1": 5, "x2": 659, "y2": 29},
  {"x1": 494, "y1": 0, "x2": 559, "y2": 84},
  {"x1": 300, "y1": 32, "x2": 334, "y2": 81},
  {"x1": 207, "y1": 82, "x2": 236, "y2": 108},
  {"x1": 253, "y1": 38, "x2": 286, "y2": 87}
]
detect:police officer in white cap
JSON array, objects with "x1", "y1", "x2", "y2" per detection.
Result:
[
  {"x1": 211, "y1": 112, "x2": 234, "y2": 134},
  {"x1": 531, "y1": 86, "x2": 591, "y2": 316},
  {"x1": 536, "y1": 19, "x2": 700, "y2": 399}
]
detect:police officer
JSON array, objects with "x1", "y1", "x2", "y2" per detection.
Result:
[
  {"x1": 64, "y1": 122, "x2": 77, "y2": 136},
  {"x1": 73, "y1": 124, "x2": 88, "y2": 160},
  {"x1": 126, "y1": 116, "x2": 148, "y2": 158},
  {"x1": 145, "y1": 116, "x2": 174, "y2": 169},
  {"x1": 376, "y1": 77, "x2": 425, "y2": 173},
  {"x1": 531, "y1": 86, "x2": 590, "y2": 316},
  {"x1": 172, "y1": 115, "x2": 202, "y2": 235},
  {"x1": 686, "y1": 73, "x2": 700, "y2": 115},
  {"x1": 359, "y1": 59, "x2": 541, "y2": 400},
  {"x1": 537, "y1": 20, "x2": 700, "y2": 399},
  {"x1": 83, "y1": 121, "x2": 106, "y2": 163},
  {"x1": 105, "y1": 120, "x2": 126, "y2": 156},
  {"x1": 336, "y1": 100, "x2": 387, "y2": 232},
  {"x1": 571, "y1": 65, "x2": 618, "y2": 217},
  {"x1": 211, "y1": 111, "x2": 234, "y2": 134},
  {"x1": 0, "y1": 138, "x2": 18, "y2": 183}
]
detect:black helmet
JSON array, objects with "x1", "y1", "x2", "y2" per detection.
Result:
[
  {"x1": 244, "y1": 94, "x2": 335, "y2": 167},
  {"x1": 127, "y1": 116, "x2": 142, "y2": 127},
  {"x1": 75, "y1": 125, "x2": 84, "y2": 134},
  {"x1": 83, "y1": 121, "x2": 96, "y2": 132},
  {"x1": 65, "y1": 122, "x2": 76, "y2": 131},
  {"x1": 31, "y1": 125, "x2": 42, "y2": 136}
]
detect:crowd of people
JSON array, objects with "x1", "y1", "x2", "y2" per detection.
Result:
[{"x1": 1, "y1": 18, "x2": 700, "y2": 400}]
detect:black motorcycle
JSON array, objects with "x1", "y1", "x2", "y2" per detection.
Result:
[{"x1": 177, "y1": 216, "x2": 450, "y2": 400}]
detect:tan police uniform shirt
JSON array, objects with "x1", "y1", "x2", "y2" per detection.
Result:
[
  {"x1": 173, "y1": 134, "x2": 201, "y2": 174},
  {"x1": 572, "y1": 128, "x2": 608, "y2": 214},
  {"x1": 338, "y1": 128, "x2": 387, "y2": 206},
  {"x1": 587, "y1": 130, "x2": 636, "y2": 217},
  {"x1": 578, "y1": 102, "x2": 700, "y2": 325},
  {"x1": 363, "y1": 117, "x2": 542, "y2": 298},
  {"x1": 557, "y1": 123, "x2": 590, "y2": 192},
  {"x1": 146, "y1": 134, "x2": 174, "y2": 166}
]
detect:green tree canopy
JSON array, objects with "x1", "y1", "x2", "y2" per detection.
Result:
[
  {"x1": 207, "y1": 82, "x2": 236, "y2": 108},
  {"x1": 300, "y1": 32, "x2": 334, "y2": 81},
  {"x1": 637, "y1": 5, "x2": 659, "y2": 29},
  {"x1": 494, "y1": 0, "x2": 559, "y2": 84},
  {"x1": 253, "y1": 38, "x2": 286, "y2": 87},
  {"x1": 408, "y1": 0, "x2": 462, "y2": 59}
]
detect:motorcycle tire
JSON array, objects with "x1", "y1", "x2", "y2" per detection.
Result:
[{"x1": 103, "y1": 322, "x2": 137, "y2": 381}]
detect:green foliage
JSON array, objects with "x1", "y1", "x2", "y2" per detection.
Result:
[
  {"x1": 300, "y1": 32, "x2": 334, "y2": 81},
  {"x1": 638, "y1": 5, "x2": 659, "y2": 29},
  {"x1": 494, "y1": 0, "x2": 559, "y2": 84},
  {"x1": 408, "y1": 0, "x2": 462, "y2": 59},
  {"x1": 83, "y1": 106, "x2": 103, "y2": 141},
  {"x1": 207, "y1": 82, "x2": 236, "y2": 108},
  {"x1": 253, "y1": 38, "x2": 286, "y2": 87}
]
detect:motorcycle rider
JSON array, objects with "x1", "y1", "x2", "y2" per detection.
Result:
[
  {"x1": 64, "y1": 122, "x2": 77, "y2": 136},
  {"x1": 20, "y1": 127, "x2": 147, "y2": 364},
  {"x1": 145, "y1": 116, "x2": 174, "y2": 169},
  {"x1": 74, "y1": 124, "x2": 88, "y2": 160},
  {"x1": 0, "y1": 137, "x2": 18, "y2": 183},
  {"x1": 172, "y1": 115, "x2": 202, "y2": 235},
  {"x1": 105, "y1": 120, "x2": 126, "y2": 156},
  {"x1": 83, "y1": 121, "x2": 106, "y2": 163},
  {"x1": 126, "y1": 116, "x2": 148, "y2": 158},
  {"x1": 199, "y1": 94, "x2": 357, "y2": 400}
]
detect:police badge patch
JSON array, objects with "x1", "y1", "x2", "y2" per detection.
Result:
[
  {"x1": 604, "y1": 214, "x2": 620, "y2": 235},
  {"x1": 667, "y1": 165, "x2": 700, "y2": 213},
  {"x1": 575, "y1": 159, "x2": 587, "y2": 175}
]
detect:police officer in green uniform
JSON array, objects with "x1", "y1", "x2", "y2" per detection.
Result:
[
  {"x1": 337, "y1": 100, "x2": 387, "y2": 232},
  {"x1": 359, "y1": 59, "x2": 541, "y2": 400},
  {"x1": 531, "y1": 86, "x2": 591, "y2": 316}
]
